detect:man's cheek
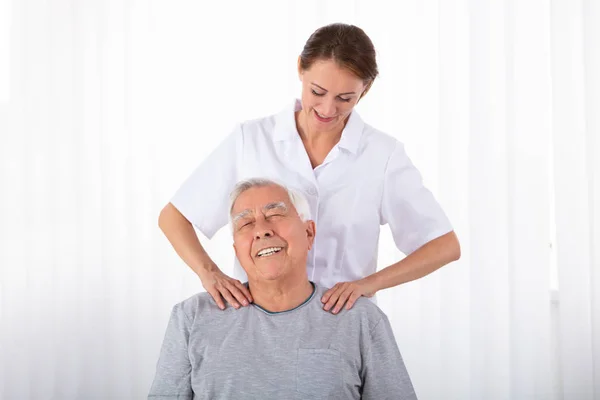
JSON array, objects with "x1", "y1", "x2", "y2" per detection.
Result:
[{"x1": 243, "y1": 245, "x2": 252, "y2": 260}]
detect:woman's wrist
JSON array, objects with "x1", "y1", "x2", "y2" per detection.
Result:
[
  {"x1": 195, "y1": 260, "x2": 218, "y2": 279},
  {"x1": 362, "y1": 272, "x2": 383, "y2": 295}
]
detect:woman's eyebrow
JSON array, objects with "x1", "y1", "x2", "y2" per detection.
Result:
[{"x1": 311, "y1": 82, "x2": 356, "y2": 96}]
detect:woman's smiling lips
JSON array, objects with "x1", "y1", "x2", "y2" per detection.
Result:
[{"x1": 314, "y1": 109, "x2": 336, "y2": 123}]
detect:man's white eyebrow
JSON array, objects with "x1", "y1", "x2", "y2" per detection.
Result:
[
  {"x1": 263, "y1": 202, "x2": 287, "y2": 212},
  {"x1": 231, "y1": 202, "x2": 287, "y2": 225},
  {"x1": 231, "y1": 209, "x2": 251, "y2": 225}
]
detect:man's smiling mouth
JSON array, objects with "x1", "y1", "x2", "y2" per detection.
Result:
[{"x1": 256, "y1": 247, "x2": 283, "y2": 257}]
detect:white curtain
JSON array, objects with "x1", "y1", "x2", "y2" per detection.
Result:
[{"x1": 1, "y1": 0, "x2": 598, "y2": 399}]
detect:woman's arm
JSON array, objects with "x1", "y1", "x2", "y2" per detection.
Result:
[
  {"x1": 159, "y1": 202, "x2": 253, "y2": 309},
  {"x1": 321, "y1": 231, "x2": 460, "y2": 313},
  {"x1": 370, "y1": 230, "x2": 460, "y2": 291}
]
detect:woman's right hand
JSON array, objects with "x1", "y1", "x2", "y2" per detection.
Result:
[
  {"x1": 199, "y1": 264, "x2": 253, "y2": 310},
  {"x1": 158, "y1": 203, "x2": 253, "y2": 311}
]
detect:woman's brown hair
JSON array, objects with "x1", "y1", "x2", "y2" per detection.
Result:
[{"x1": 299, "y1": 23, "x2": 379, "y2": 94}]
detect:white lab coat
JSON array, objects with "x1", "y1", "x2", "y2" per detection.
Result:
[{"x1": 171, "y1": 100, "x2": 453, "y2": 288}]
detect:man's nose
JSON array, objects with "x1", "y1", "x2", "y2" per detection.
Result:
[{"x1": 254, "y1": 227, "x2": 274, "y2": 240}]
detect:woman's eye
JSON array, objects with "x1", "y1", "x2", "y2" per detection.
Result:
[
  {"x1": 338, "y1": 97, "x2": 351, "y2": 103},
  {"x1": 311, "y1": 89, "x2": 324, "y2": 96}
]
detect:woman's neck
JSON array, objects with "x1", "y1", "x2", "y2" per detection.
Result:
[{"x1": 295, "y1": 111, "x2": 343, "y2": 148}]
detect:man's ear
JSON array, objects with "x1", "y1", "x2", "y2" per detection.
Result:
[{"x1": 306, "y1": 220, "x2": 316, "y2": 250}]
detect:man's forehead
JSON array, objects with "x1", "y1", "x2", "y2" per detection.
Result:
[
  {"x1": 232, "y1": 186, "x2": 290, "y2": 212},
  {"x1": 233, "y1": 200, "x2": 289, "y2": 215}
]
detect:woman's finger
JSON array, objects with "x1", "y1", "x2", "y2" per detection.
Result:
[
  {"x1": 332, "y1": 289, "x2": 352, "y2": 314},
  {"x1": 233, "y1": 280, "x2": 253, "y2": 303},
  {"x1": 217, "y1": 285, "x2": 240, "y2": 309},
  {"x1": 323, "y1": 284, "x2": 345, "y2": 311},
  {"x1": 321, "y1": 283, "x2": 341, "y2": 304},
  {"x1": 344, "y1": 291, "x2": 362, "y2": 310},
  {"x1": 225, "y1": 281, "x2": 250, "y2": 306},
  {"x1": 207, "y1": 287, "x2": 226, "y2": 310}
]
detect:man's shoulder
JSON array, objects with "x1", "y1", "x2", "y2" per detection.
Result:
[
  {"x1": 174, "y1": 291, "x2": 239, "y2": 323},
  {"x1": 315, "y1": 286, "x2": 387, "y2": 329},
  {"x1": 344, "y1": 296, "x2": 387, "y2": 325},
  {"x1": 178, "y1": 290, "x2": 214, "y2": 309}
]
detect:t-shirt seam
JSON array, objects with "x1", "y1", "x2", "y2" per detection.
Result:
[
  {"x1": 369, "y1": 315, "x2": 384, "y2": 336},
  {"x1": 178, "y1": 302, "x2": 193, "y2": 327},
  {"x1": 360, "y1": 315, "x2": 385, "y2": 396}
]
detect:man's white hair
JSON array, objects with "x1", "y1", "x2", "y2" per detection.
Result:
[{"x1": 228, "y1": 178, "x2": 312, "y2": 231}]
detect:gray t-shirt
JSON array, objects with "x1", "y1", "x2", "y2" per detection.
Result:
[{"x1": 148, "y1": 284, "x2": 417, "y2": 400}]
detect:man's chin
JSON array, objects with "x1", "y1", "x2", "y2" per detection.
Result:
[
  {"x1": 252, "y1": 260, "x2": 288, "y2": 281},
  {"x1": 256, "y1": 268, "x2": 286, "y2": 281}
]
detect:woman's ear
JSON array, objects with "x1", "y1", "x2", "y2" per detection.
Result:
[
  {"x1": 297, "y1": 56, "x2": 304, "y2": 81},
  {"x1": 358, "y1": 80, "x2": 374, "y2": 102}
]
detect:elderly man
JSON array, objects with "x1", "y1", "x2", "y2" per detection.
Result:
[{"x1": 148, "y1": 178, "x2": 417, "y2": 399}]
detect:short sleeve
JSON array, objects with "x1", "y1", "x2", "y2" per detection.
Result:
[
  {"x1": 360, "y1": 316, "x2": 417, "y2": 400},
  {"x1": 380, "y1": 141, "x2": 453, "y2": 255},
  {"x1": 170, "y1": 124, "x2": 243, "y2": 238},
  {"x1": 148, "y1": 303, "x2": 193, "y2": 399}
]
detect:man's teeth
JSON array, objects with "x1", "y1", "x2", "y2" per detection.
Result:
[{"x1": 257, "y1": 247, "x2": 282, "y2": 257}]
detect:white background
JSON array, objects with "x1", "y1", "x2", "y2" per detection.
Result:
[{"x1": 0, "y1": 0, "x2": 599, "y2": 399}]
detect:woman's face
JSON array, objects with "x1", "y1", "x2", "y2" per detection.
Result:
[{"x1": 298, "y1": 58, "x2": 366, "y2": 134}]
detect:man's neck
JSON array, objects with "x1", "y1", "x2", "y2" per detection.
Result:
[{"x1": 248, "y1": 277, "x2": 314, "y2": 313}]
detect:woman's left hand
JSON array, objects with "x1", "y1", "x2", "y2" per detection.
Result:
[{"x1": 321, "y1": 278, "x2": 378, "y2": 314}]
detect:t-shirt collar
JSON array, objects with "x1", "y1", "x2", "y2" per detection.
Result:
[{"x1": 245, "y1": 281, "x2": 317, "y2": 315}]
